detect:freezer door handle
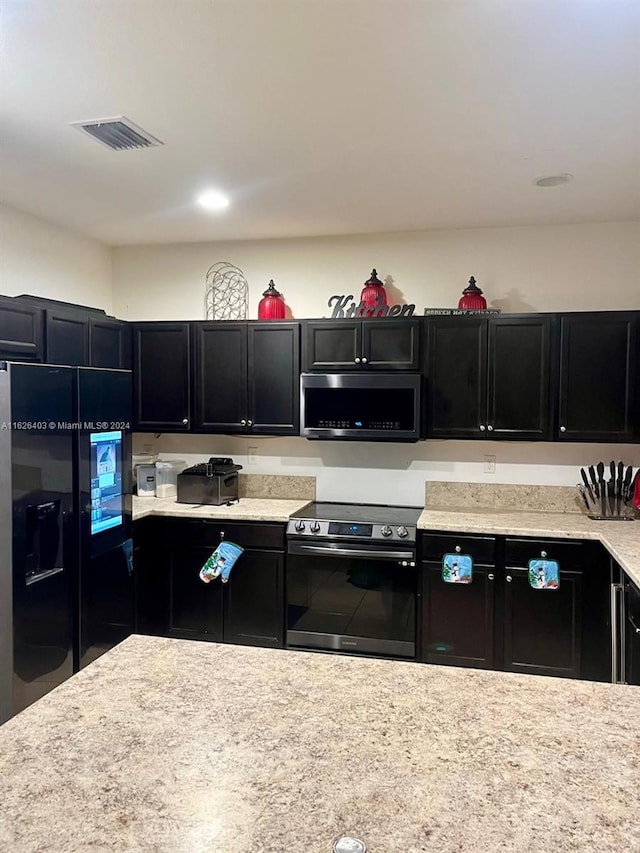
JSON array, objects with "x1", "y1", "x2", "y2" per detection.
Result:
[
  {"x1": 26, "y1": 566, "x2": 65, "y2": 586},
  {"x1": 611, "y1": 582, "x2": 625, "y2": 684}
]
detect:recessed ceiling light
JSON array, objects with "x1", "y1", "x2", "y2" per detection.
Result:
[
  {"x1": 534, "y1": 173, "x2": 573, "y2": 188},
  {"x1": 197, "y1": 189, "x2": 230, "y2": 211}
]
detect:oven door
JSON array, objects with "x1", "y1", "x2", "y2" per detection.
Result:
[{"x1": 286, "y1": 539, "x2": 416, "y2": 659}]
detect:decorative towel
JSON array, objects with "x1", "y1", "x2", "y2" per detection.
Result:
[
  {"x1": 199, "y1": 541, "x2": 244, "y2": 584},
  {"x1": 442, "y1": 553, "x2": 473, "y2": 584},
  {"x1": 528, "y1": 558, "x2": 560, "y2": 590}
]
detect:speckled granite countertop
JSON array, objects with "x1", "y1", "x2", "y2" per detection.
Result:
[
  {"x1": 133, "y1": 494, "x2": 311, "y2": 522},
  {"x1": 0, "y1": 635, "x2": 638, "y2": 853},
  {"x1": 418, "y1": 508, "x2": 640, "y2": 588}
]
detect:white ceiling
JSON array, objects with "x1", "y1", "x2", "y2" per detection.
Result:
[{"x1": 1, "y1": 0, "x2": 639, "y2": 246}]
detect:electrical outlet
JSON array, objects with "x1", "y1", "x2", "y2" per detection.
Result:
[
  {"x1": 142, "y1": 443, "x2": 153, "y2": 453},
  {"x1": 248, "y1": 446, "x2": 258, "y2": 465},
  {"x1": 483, "y1": 454, "x2": 496, "y2": 474}
]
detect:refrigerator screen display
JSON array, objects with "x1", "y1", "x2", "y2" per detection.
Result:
[{"x1": 90, "y1": 430, "x2": 123, "y2": 535}]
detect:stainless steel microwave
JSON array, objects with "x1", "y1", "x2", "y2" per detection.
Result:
[{"x1": 300, "y1": 373, "x2": 421, "y2": 441}]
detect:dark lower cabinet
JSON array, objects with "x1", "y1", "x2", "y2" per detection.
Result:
[
  {"x1": 420, "y1": 532, "x2": 609, "y2": 681},
  {"x1": 422, "y1": 562, "x2": 495, "y2": 669},
  {"x1": 224, "y1": 550, "x2": 284, "y2": 648},
  {"x1": 503, "y1": 567, "x2": 582, "y2": 678},
  {"x1": 624, "y1": 577, "x2": 640, "y2": 687},
  {"x1": 169, "y1": 547, "x2": 224, "y2": 640},
  {"x1": 134, "y1": 518, "x2": 285, "y2": 649}
]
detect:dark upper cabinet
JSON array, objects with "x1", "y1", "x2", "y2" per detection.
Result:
[
  {"x1": 0, "y1": 296, "x2": 43, "y2": 361},
  {"x1": 303, "y1": 319, "x2": 420, "y2": 371},
  {"x1": 248, "y1": 323, "x2": 299, "y2": 434},
  {"x1": 45, "y1": 309, "x2": 90, "y2": 366},
  {"x1": 427, "y1": 317, "x2": 487, "y2": 438},
  {"x1": 558, "y1": 312, "x2": 638, "y2": 442},
  {"x1": 223, "y1": 550, "x2": 284, "y2": 648},
  {"x1": 89, "y1": 318, "x2": 131, "y2": 370},
  {"x1": 194, "y1": 323, "x2": 247, "y2": 433},
  {"x1": 133, "y1": 322, "x2": 191, "y2": 431},
  {"x1": 194, "y1": 321, "x2": 299, "y2": 435},
  {"x1": 427, "y1": 315, "x2": 553, "y2": 440}
]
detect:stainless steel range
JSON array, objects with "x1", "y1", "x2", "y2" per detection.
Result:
[{"x1": 286, "y1": 502, "x2": 421, "y2": 659}]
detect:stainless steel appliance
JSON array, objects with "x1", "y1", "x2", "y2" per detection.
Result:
[
  {"x1": 300, "y1": 373, "x2": 421, "y2": 441},
  {"x1": 0, "y1": 362, "x2": 133, "y2": 724},
  {"x1": 177, "y1": 457, "x2": 242, "y2": 506},
  {"x1": 286, "y1": 502, "x2": 421, "y2": 658}
]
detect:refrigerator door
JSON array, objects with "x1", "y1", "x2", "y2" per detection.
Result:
[
  {"x1": 76, "y1": 368, "x2": 133, "y2": 669},
  {"x1": 2, "y1": 363, "x2": 75, "y2": 721}
]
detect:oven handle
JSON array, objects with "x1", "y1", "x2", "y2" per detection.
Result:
[{"x1": 288, "y1": 542, "x2": 415, "y2": 561}]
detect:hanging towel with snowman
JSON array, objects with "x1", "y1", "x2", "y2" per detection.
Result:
[{"x1": 199, "y1": 541, "x2": 244, "y2": 584}]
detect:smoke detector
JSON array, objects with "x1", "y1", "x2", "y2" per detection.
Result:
[{"x1": 70, "y1": 116, "x2": 163, "y2": 151}]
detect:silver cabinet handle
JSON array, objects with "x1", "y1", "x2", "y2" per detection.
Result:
[
  {"x1": 560, "y1": 426, "x2": 567, "y2": 433},
  {"x1": 541, "y1": 550, "x2": 547, "y2": 558},
  {"x1": 479, "y1": 424, "x2": 486, "y2": 431},
  {"x1": 361, "y1": 357, "x2": 368, "y2": 364},
  {"x1": 629, "y1": 613, "x2": 640, "y2": 635},
  {"x1": 247, "y1": 419, "x2": 253, "y2": 427},
  {"x1": 506, "y1": 575, "x2": 512, "y2": 582},
  {"x1": 488, "y1": 573, "x2": 494, "y2": 580},
  {"x1": 455, "y1": 545, "x2": 461, "y2": 553},
  {"x1": 354, "y1": 357, "x2": 361, "y2": 364},
  {"x1": 182, "y1": 418, "x2": 188, "y2": 425},
  {"x1": 487, "y1": 424, "x2": 494, "y2": 431},
  {"x1": 240, "y1": 419, "x2": 247, "y2": 426}
]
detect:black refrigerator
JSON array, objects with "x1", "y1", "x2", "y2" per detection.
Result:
[{"x1": 0, "y1": 362, "x2": 133, "y2": 724}]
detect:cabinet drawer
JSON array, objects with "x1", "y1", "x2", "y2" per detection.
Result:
[
  {"x1": 505, "y1": 538, "x2": 590, "y2": 570},
  {"x1": 160, "y1": 518, "x2": 285, "y2": 550},
  {"x1": 421, "y1": 533, "x2": 496, "y2": 565}
]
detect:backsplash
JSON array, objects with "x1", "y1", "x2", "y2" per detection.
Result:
[
  {"x1": 426, "y1": 482, "x2": 581, "y2": 514},
  {"x1": 238, "y1": 474, "x2": 315, "y2": 501},
  {"x1": 133, "y1": 433, "x2": 640, "y2": 508}
]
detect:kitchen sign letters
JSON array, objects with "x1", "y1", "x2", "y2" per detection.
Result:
[{"x1": 328, "y1": 294, "x2": 415, "y2": 319}]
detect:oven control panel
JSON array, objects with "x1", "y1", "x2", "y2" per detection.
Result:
[{"x1": 287, "y1": 519, "x2": 417, "y2": 543}]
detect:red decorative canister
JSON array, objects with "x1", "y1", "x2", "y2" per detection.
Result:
[
  {"x1": 258, "y1": 280, "x2": 286, "y2": 320},
  {"x1": 360, "y1": 269, "x2": 387, "y2": 316},
  {"x1": 458, "y1": 276, "x2": 487, "y2": 310}
]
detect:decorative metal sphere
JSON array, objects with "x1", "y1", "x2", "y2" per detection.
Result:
[{"x1": 205, "y1": 262, "x2": 248, "y2": 320}]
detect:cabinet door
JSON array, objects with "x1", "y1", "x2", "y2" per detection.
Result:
[
  {"x1": 362, "y1": 319, "x2": 421, "y2": 370},
  {"x1": 487, "y1": 316, "x2": 552, "y2": 439},
  {"x1": 302, "y1": 321, "x2": 361, "y2": 370},
  {"x1": 248, "y1": 323, "x2": 300, "y2": 435},
  {"x1": 558, "y1": 312, "x2": 637, "y2": 441},
  {"x1": 133, "y1": 322, "x2": 191, "y2": 431},
  {"x1": 625, "y1": 579, "x2": 640, "y2": 687},
  {"x1": 426, "y1": 318, "x2": 488, "y2": 438},
  {"x1": 45, "y1": 310, "x2": 90, "y2": 366},
  {"x1": 194, "y1": 322, "x2": 247, "y2": 432},
  {"x1": 421, "y1": 562, "x2": 495, "y2": 669},
  {"x1": 0, "y1": 297, "x2": 43, "y2": 360},
  {"x1": 168, "y1": 547, "x2": 223, "y2": 641},
  {"x1": 90, "y1": 318, "x2": 131, "y2": 369},
  {"x1": 223, "y1": 550, "x2": 284, "y2": 648},
  {"x1": 503, "y1": 568, "x2": 582, "y2": 678}
]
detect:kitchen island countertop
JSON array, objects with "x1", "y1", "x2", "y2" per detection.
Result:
[
  {"x1": 0, "y1": 634, "x2": 638, "y2": 853},
  {"x1": 419, "y1": 507, "x2": 640, "y2": 588}
]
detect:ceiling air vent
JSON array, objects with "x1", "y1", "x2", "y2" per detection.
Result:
[{"x1": 70, "y1": 116, "x2": 163, "y2": 151}]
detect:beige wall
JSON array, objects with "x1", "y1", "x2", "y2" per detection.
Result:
[
  {"x1": 113, "y1": 220, "x2": 640, "y2": 320},
  {"x1": 0, "y1": 203, "x2": 113, "y2": 312}
]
